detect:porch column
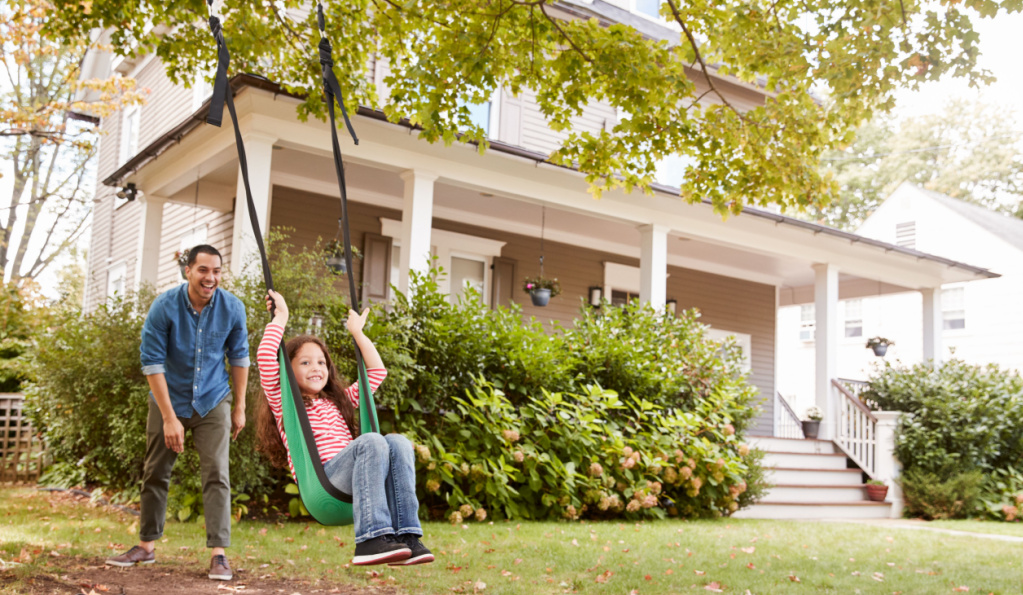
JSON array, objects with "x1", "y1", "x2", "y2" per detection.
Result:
[
  {"x1": 230, "y1": 133, "x2": 277, "y2": 277},
  {"x1": 397, "y1": 169, "x2": 437, "y2": 296},
  {"x1": 874, "y1": 411, "x2": 905, "y2": 518},
  {"x1": 921, "y1": 287, "x2": 943, "y2": 365},
  {"x1": 638, "y1": 224, "x2": 668, "y2": 310},
  {"x1": 812, "y1": 263, "x2": 839, "y2": 440},
  {"x1": 133, "y1": 194, "x2": 166, "y2": 290}
]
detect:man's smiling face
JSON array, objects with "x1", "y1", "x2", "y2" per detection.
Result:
[{"x1": 186, "y1": 252, "x2": 222, "y2": 304}]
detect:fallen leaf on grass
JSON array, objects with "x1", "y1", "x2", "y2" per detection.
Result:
[
  {"x1": 259, "y1": 528, "x2": 267, "y2": 536},
  {"x1": 595, "y1": 570, "x2": 613, "y2": 583},
  {"x1": 746, "y1": 563, "x2": 755, "y2": 570},
  {"x1": 788, "y1": 575, "x2": 800, "y2": 582},
  {"x1": 694, "y1": 570, "x2": 706, "y2": 575},
  {"x1": 704, "y1": 581, "x2": 724, "y2": 592},
  {"x1": 952, "y1": 587, "x2": 969, "y2": 592},
  {"x1": 740, "y1": 547, "x2": 755, "y2": 554},
  {"x1": 645, "y1": 575, "x2": 652, "y2": 581}
]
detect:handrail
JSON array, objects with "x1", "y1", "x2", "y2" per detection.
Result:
[
  {"x1": 831, "y1": 379, "x2": 877, "y2": 478},
  {"x1": 832, "y1": 379, "x2": 878, "y2": 422},
  {"x1": 774, "y1": 392, "x2": 804, "y2": 439}
]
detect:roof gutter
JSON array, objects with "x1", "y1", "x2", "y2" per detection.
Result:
[{"x1": 103, "y1": 74, "x2": 997, "y2": 281}]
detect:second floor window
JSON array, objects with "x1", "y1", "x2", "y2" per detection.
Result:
[
  {"x1": 466, "y1": 101, "x2": 491, "y2": 136},
  {"x1": 120, "y1": 106, "x2": 140, "y2": 165},
  {"x1": 635, "y1": 0, "x2": 662, "y2": 18},
  {"x1": 799, "y1": 304, "x2": 815, "y2": 342},
  {"x1": 107, "y1": 262, "x2": 127, "y2": 298},
  {"x1": 943, "y1": 287, "x2": 965, "y2": 330},
  {"x1": 843, "y1": 299, "x2": 863, "y2": 338}
]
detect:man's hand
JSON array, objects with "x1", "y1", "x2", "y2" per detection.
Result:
[
  {"x1": 231, "y1": 407, "x2": 246, "y2": 441},
  {"x1": 164, "y1": 417, "x2": 185, "y2": 453}
]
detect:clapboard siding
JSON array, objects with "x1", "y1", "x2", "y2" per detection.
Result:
[
  {"x1": 155, "y1": 203, "x2": 234, "y2": 291},
  {"x1": 135, "y1": 58, "x2": 193, "y2": 153},
  {"x1": 517, "y1": 87, "x2": 617, "y2": 156}
]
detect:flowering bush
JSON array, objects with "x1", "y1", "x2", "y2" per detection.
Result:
[
  {"x1": 522, "y1": 275, "x2": 561, "y2": 297},
  {"x1": 403, "y1": 379, "x2": 765, "y2": 522}
]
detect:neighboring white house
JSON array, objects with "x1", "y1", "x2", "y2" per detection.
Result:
[{"x1": 778, "y1": 182, "x2": 1022, "y2": 415}]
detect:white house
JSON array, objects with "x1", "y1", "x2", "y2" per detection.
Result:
[
  {"x1": 79, "y1": 4, "x2": 998, "y2": 518},
  {"x1": 778, "y1": 182, "x2": 1022, "y2": 417}
]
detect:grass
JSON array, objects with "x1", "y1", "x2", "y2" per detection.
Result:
[
  {"x1": 924, "y1": 519, "x2": 1023, "y2": 538},
  {"x1": 2, "y1": 487, "x2": 1022, "y2": 594}
]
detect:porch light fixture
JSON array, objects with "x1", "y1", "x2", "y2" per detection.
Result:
[
  {"x1": 116, "y1": 183, "x2": 138, "y2": 201},
  {"x1": 588, "y1": 286, "x2": 603, "y2": 307},
  {"x1": 665, "y1": 298, "x2": 677, "y2": 315}
]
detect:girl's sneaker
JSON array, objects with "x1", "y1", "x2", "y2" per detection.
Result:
[
  {"x1": 388, "y1": 534, "x2": 435, "y2": 566},
  {"x1": 352, "y1": 535, "x2": 411, "y2": 566}
]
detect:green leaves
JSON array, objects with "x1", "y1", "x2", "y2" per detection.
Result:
[{"x1": 46, "y1": 0, "x2": 1019, "y2": 214}]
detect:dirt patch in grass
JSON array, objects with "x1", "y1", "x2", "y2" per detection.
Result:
[{"x1": 1, "y1": 557, "x2": 401, "y2": 595}]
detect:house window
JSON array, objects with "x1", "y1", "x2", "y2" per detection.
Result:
[
  {"x1": 379, "y1": 219, "x2": 506, "y2": 304},
  {"x1": 610, "y1": 290, "x2": 638, "y2": 306},
  {"x1": 706, "y1": 328, "x2": 752, "y2": 373},
  {"x1": 461, "y1": 87, "x2": 501, "y2": 139},
  {"x1": 635, "y1": 0, "x2": 662, "y2": 18},
  {"x1": 107, "y1": 262, "x2": 127, "y2": 298},
  {"x1": 179, "y1": 224, "x2": 209, "y2": 254},
  {"x1": 896, "y1": 221, "x2": 916, "y2": 249},
  {"x1": 843, "y1": 299, "x2": 863, "y2": 338},
  {"x1": 192, "y1": 71, "x2": 214, "y2": 111},
  {"x1": 943, "y1": 287, "x2": 965, "y2": 330},
  {"x1": 120, "y1": 106, "x2": 140, "y2": 165},
  {"x1": 799, "y1": 304, "x2": 815, "y2": 342}
]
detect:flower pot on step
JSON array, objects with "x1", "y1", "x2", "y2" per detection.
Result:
[
  {"x1": 801, "y1": 420, "x2": 820, "y2": 439},
  {"x1": 530, "y1": 288, "x2": 551, "y2": 307},
  {"x1": 865, "y1": 484, "x2": 889, "y2": 502}
]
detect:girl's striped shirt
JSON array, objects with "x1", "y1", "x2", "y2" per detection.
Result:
[{"x1": 257, "y1": 323, "x2": 386, "y2": 479}]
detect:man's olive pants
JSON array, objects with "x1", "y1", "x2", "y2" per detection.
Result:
[{"x1": 139, "y1": 398, "x2": 231, "y2": 548}]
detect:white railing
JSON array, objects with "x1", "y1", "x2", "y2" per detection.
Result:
[
  {"x1": 837, "y1": 377, "x2": 879, "y2": 410},
  {"x1": 832, "y1": 379, "x2": 877, "y2": 479},
  {"x1": 774, "y1": 392, "x2": 805, "y2": 439}
]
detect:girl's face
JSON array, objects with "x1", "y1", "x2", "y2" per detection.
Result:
[{"x1": 292, "y1": 342, "x2": 329, "y2": 396}]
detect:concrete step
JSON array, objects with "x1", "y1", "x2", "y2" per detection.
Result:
[
  {"x1": 733, "y1": 501, "x2": 891, "y2": 520},
  {"x1": 760, "y1": 484, "x2": 868, "y2": 503},
  {"x1": 749, "y1": 437, "x2": 836, "y2": 455},
  {"x1": 762, "y1": 451, "x2": 849, "y2": 470},
  {"x1": 767, "y1": 467, "x2": 864, "y2": 486}
]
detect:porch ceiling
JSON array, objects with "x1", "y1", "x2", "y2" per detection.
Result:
[{"x1": 115, "y1": 80, "x2": 997, "y2": 295}]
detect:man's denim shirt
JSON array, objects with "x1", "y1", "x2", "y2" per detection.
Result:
[{"x1": 140, "y1": 284, "x2": 250, "y2": 418}]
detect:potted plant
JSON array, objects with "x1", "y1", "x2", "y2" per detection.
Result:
[
  {"x1": 522, "y1": 276, "x2": 561, "y2": 307},
  {"x1": 802, "y1": 406, "x2": 823, "y2": 439},
  {"x1": 865, "y1": 479, "x2": 889, "y2": 501},
  {"x1": 176, "y1": 248, "x2": 190, "y2": 280},
  {"x1": 866, "y1": 336, "x2": 894, "y2": 357},
  {"x1": 323, "y1": 241, "x2": 360, "y2": 275}
]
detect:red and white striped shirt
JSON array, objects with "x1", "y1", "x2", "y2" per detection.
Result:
[{"x1": 257, "y1": 323, "x2": 386, "y2": 479}]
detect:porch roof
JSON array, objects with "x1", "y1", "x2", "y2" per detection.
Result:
[{"x1": 103, "y1": 75, "x2": 998, "y2": 297}]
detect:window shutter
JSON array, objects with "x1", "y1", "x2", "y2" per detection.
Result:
[
  {"x1": 361, "y1": 232, "x2": 392, "y2": 305},
  {"x1": 490, "y1": 257, "x2": 516, "y2": 309}
]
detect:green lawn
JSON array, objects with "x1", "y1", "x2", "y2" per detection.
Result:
[
  {"x1": 924, "y1": 519, "x2": 1023, "y2": 538},
  {"x1": 2, "y1": 487, "x2": 1022, "y2": 594}
]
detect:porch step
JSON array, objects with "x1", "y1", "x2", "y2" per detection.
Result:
[
  {"x1": 760, "y1": 484, "x2": 868, "y2": 503},
  {"x1": 749, "y1": 437, "x2": 836, "y2": 455},
  {"x1": 732, "y1": 501, "x2": 892, "y2": 520},
  {"x1": 762, "y1": 451, "x2": 849, "y2": 470},
  {"x1": 767, "y1": 467, "x2": 864, "y2": 487}
]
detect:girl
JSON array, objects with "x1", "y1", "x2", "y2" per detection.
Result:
[{"x1": 256, "y1": 289, "x2": 433, "y2": 566}]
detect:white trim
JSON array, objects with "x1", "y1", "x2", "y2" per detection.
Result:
[
  {"x1": 380, "y1": 218, "x2": 505, "y2": 257},
  {"x1": 706, "y1": 327, "x2": 752, "y2": 373},
  {"x1": 106, "y1": 261, "x2": 127, "y2": 298},
  {"x1": 120, "y1": 105, "x2": 140, "y2": 166}
]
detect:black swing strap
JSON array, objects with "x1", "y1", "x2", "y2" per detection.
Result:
[
  {"x1": 316, "y1": 2, "x2": 380, "y2": 435},
  {"x1": 205, "y1": 2, "x2": 352, "y2": 504}
]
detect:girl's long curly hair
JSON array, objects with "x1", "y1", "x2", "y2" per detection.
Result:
[{"x1": 255, "y1": 334, "x2": 358, "y2": 469}]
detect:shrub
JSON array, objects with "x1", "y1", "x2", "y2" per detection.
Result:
[
  {"x1": 899, "y1": 467, "x2": 984, "y2": 520},
  {"x1": 403, "y1": 379, "x2": 760, "y2": 521}
]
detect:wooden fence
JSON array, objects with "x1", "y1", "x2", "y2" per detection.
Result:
[{"x1": 1, "y1": 394, "x2": 44, "y2": 483}]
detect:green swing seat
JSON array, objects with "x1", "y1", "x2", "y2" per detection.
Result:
[{"x1": 205, "y1": 0, "x2": 377, "y2": 526}]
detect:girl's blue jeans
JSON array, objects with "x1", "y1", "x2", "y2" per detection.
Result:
[{"x1": 323, "y1": 433, "x2": 423, "y2": 543}]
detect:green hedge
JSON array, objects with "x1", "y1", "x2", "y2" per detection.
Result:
[
  {"x1": 862, "y1": 359, "x2": 1023, "y2": 520},
  {"x1": 28, "y1": 230, "x2": 765, "y2": 522}
]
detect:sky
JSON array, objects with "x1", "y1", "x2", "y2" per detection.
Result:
[{"x1": 3, "y1": 9, "x2": 1022, "y2": 298}]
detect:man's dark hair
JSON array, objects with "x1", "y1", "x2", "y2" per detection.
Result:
[{"x1": 187, "y1": 244, "x2": 223, "y2": 267}]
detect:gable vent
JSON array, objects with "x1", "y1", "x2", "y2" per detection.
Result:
[{"x1": 895, "y1": 221, "x2": 916, "y2": 249}]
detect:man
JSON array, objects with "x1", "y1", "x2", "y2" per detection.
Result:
[{"x1": 106, "y1": 245, "x2": 249, "y2": 581}]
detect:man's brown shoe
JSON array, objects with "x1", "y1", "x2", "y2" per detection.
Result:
[
  {"x1": 209, "y1": 554, "x2": 233, "y2": 580},
  {"x1": 105, "y1": 545, "x2": 155, "y2": 567}
]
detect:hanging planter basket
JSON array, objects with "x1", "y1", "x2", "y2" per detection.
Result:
[
  {"x1": 324, "y1": 253, "x2": 347, "y2": 274},
  {"x1": 866, "y1": 337, "x2": 893, "y2": 357},
  {"x1": 529, "y1": 288, "x2": 551, "y2": 307},
  {"x1": 176, "y1": 249, "x2": 190, "y2": 280}
]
